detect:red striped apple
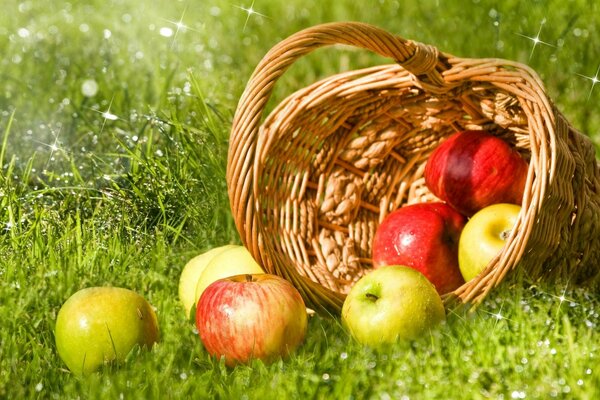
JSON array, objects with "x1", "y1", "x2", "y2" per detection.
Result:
[
  {"x1": 424, "y1": 130, "x2": 528, "y2": 216},
  {"x1": 372, "y1": 202, "x2": 466, "y2": 294},
  {"x1": 194, "y1": 246, "x2": 264, "y2": 308},
  {"x1": 195, "y1": 274, "x2": 307, "y2": 367}
]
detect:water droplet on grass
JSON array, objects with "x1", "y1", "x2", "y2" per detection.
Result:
[
  {"x1": 159, "y1": 27, "x2": 173, "y2": 37},
  {"x1": 18, "y1": 2, "x2": 31, "y2": 13},
  {"x1": 81, "y1": 79, "x2": 98, "y2": 97},
  {"x1": 18, "y1": 28, "x2": 30, "y2": 38}
]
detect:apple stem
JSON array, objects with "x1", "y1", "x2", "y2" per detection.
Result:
[
  {"x1": 245, "y1": 274, "x2": 254, "y2": 282},
  {"x1": 365, "y1": 293, "x2": 379, "y2": 302},
  {"x1": 501, "y1": 230, "x2": 512, "y2": 240}
]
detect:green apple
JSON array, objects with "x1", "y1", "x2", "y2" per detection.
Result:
[
  {"x1": 341, "y1": 266, "x2": 446, "y2": 347},
  {"x1": 194, "y1": 246, "x2": 264, "y2": 305},
  {"x1": 55, "y1": 287, "x2": 159, "y2": 375},
  {"x1": 178, "y1": 244, "x2": 237, "y2": 319},
  {"x1": 458, "y1": 203, "x2": 521, "y2": 282}
]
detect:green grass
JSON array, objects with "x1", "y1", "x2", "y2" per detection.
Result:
[{"x1": 1, "y1": 0, "x2": 599, "y2": 398}]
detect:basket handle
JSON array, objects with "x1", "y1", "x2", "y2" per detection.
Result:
[{"x1": 227, "y1": 21, "x2": 448, "y2": 246}]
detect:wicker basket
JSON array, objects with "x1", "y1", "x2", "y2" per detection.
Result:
[{"x1": 226, "y1": 22, "x2": 600, "y2": 315}]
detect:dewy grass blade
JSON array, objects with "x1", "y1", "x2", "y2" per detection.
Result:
[{"x1": 0, "y1": 110, "x2": 15, "y2": 173}]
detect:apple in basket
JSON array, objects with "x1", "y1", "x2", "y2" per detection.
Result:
[
  {"x1": 342, "y1": 266, "x2": 446, "y2": 347},
  {"x1": 195, "y1": 273, "x2": 308, "y2": 366},
  {"x1": 372, "y1": 202, "x2": 467, "y2": 295},
  {"x1": 55, "y1": 287, "x2": 159, "y2": 375},
  {"x1": 458, "y1": 203, "x2": 522, "y2": 282},
  {"x1": 424, "y1": 130, "x2": 529, "y2": 217}
]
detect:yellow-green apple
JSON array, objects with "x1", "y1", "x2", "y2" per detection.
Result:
[
  {"x1": 341, "y1": 265, "x2": 446, "y2": 347},
  {"x1": 194, "y1": 246, "x2": 264, "y2": 305},
  {"x1": 195, "y1": 273, "x2": 307, "y2": 366},
  {"x1": 372, "y1": 202, "x2": 466, "y2": 294},
  {"x1": 55, "y1": 287, "x2": 159, "y2": 375},
  {"x1": 178, "y1": 244, "x2": 237, "y2": 319},
  {"x1": 458, "y1": 203, "x2": 521, "y2": 282},
  {"x1": 424, "y1": 130, "x2": 528, "y2": 216}
]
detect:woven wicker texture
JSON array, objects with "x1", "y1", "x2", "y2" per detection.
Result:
[{"x1": 227, "y1": 22, "x2": 600, "y2": 315}]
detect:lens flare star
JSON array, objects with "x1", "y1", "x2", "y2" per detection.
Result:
[
  {"x1": 516, "y1": 19, "x2": 556, "y2": 60},
  {"x1": 160, "y1": 5, "x2": 202, "y2": 48},
  {"x1": 30, "y1": 126, "x2": 65, "y2": 172},
  {"x1": 89, "y1": 95, "x2": 122, "y2": 134},
  {"x1": 235, "y1": 1, "x2": 268, "y2": 32},
  {"x1": 482, "y1": 303, "x2": 511, "y2": 330},
  {"x1": 577, "y1": 63, "x2": 600, "y2": 100}
]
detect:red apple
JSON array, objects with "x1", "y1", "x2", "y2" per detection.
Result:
[
  {"x1": 195, "y1": 274, "x2": 308, "y2": 367},
  {"x1": 372, "y1": 202, "x2": 466, "y2": 294},
  {"x1": 424, "y1": 130, "x2": 528, "y2": 216}
]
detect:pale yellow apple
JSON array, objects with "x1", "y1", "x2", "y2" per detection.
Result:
[
  {"x1": 194, "y1": 246, "x2": 264, "y2": 305},
  {"x1": 178, "y1": 244, "x2": 237, "y2": 319},
  {"x1": 458, "y1": 203, "x2": 521, "y2": 282}
]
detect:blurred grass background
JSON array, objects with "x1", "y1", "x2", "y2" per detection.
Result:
[{"x1": 0, "y1": 0, "x2": 598, "y2": 398}]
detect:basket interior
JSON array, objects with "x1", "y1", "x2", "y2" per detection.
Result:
[{"x1": 253, "y1": 63, "x2": 532, "y2": 298}]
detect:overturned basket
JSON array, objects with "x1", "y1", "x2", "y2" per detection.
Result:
[{"x1": 227, "y1": 22, "x2": 600, "y2": 315}]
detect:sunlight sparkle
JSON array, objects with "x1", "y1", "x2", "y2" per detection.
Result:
[
  {"x1": 89, "y1": 95, "x2": 122, "y2": 134},
  {"x1": 29, "y1": 127, "x2": 65, "y2": 170},
  {"x1": 483, "y1": 303, "x2": 510, "y2": 329},
  {"x1": 102, "y1": 111, "x2": 118, "y2": 121},
  {"x1": 576, "y1": 63, "x2": 600, "y2": 100},
  {"x1": 161, "y1": 5, "x2": 201, "y2": 48},
  {"x1": 516, "y1": 19, "x2": 556, "y2": 60},
  {"x1": 552, "y1": 285, "x2": 577, "y2": 309},
  {"x1": 235, "y1": 1, "x2": 268, "y2": 31}
]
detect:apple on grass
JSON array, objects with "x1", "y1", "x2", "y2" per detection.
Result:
[
  {"x1": 195, "y1": 273, "x2": 307, "y2": 367},
  {"x1": 424, "y1": 130, "x2": 528, "y2": 217},
  {"x1": 342, "y1": 265, "x2": 446, "y2": 347},
  {"x1": 193, "y1": 245, "x2": 264, "y2": 308},
  {"x1": 55, "y1": 287, "x2": 159, "y2": 375},
  {"x1": 178, "y1": 244, "x2": 237, "y2": 319},
  {"x1": 372, "y1": 202, "x2": 466, "y2": 295},
  {"x1": 458, "y1": 203, "x2": 521, "y2": 282}
]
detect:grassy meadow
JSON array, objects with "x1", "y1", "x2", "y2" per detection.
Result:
[{"x1": 0, "y1": 0, "x2": 599, "y2": 398}]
